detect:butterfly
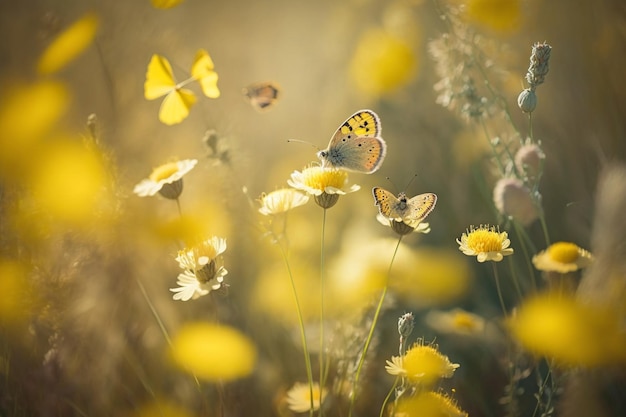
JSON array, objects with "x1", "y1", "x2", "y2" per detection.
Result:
[
  {"x1": 372, "y1": 187, "x2": 437, "y2": 223},
  {"x1": 144, "y1": 50, "x2": 219, "y2": 126},
  {"x1": 317, "y1": 109, "x2": 386, "y2": 174},
  {"x1": 242, "y1": 82, "x2": 280, "y2": 111}
]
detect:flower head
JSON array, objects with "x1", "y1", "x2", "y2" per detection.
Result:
[
  {"x1": 285, "y1": 382, "x2": 326, "y2": 413},
  {"x1": 395, "y1": 391, "x2": 468, "y2": 417},
  {"x1": 170, "y1": 236, "x2": 227, "y2": 301},
  {"x1": 457, "y1": 224, "x2": 514, "y2": 262},
  {"x1": 377, "y1": 214, "x2": 431, "y2": 236},
  {"x1": 493, "y1": 178, "x2": 538, "y2": 226},
  {"x1": 258, "y1": 188, "x2": 309, "y2": 215},
  {"x1": 288, "y1": 165, "x2": 359, "y2": 208},
  {"x1": 515, "y1": 141, "x2": 545, "y2": 180},
  {"x1": 424, "y1": 308, "x2": 486, "y2": 336},
  {"x1": 134, "y1": 159, "x2": 197, "y2": 199},
  {"x1": 532, "y1": 242, "x2": 593, "y2": 273},
  {"x1": 385, "y1": 341, "x2": 459, "y2": 387}
]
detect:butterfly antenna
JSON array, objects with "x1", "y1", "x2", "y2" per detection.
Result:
[
  {"x1": 287, "y1": 139, "x2": 320, "y2": 151},
  {"x1": 404, "y1": 174, "x2": 419, "y2": 192},
  {"x1": 385, "y1": 176, "x2": 400, "y2": 193}
]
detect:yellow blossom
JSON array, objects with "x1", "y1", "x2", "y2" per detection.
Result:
[
  {"x1": 170, "y1": 322, "x2": 256, "y2": 381},
  {"x1": 258, "y1": 188, "x2": 309, "y2": 215},
  {"x1": 285, "y1": 382, "x2": 326, "y2": 413},
  {"x1": 424, "y1": 308, "x2": 486, "y2": 336},
  {"x1": 457, "y1": 224, "x2": 514, "y2": 262},
  {"x1": 385, "y1": 342, "x2": 459, "y2": 387},
  {"x1": 133, "y1": 159, "x2": 197, "y2": 199},
  {"x1": 395, "y1": 391, "x2": 468, "y2": 417},
  {"x1": 533, "y1": 242, "x2": 593, "y2": 273},
  {"x1": 508, "y1": 293, "x2": 626, "y2": 367},
  {"x1": 288, "y1": 165, "x2": 359, "y2": 208}
]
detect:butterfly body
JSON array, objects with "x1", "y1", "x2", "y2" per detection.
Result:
[
  {"x1": 317, "y1": 109, "x2": 386, "y2": 174},
  {"x1": 373, "y1": 187, "x2": 437, "y2": 223}
]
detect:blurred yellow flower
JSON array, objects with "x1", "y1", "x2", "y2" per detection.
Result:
[
  {"x1": 463, "y1": 0, "x2": 521, "y2": 34},
  {"x1": 457, "y1": 225, "x2": 514, "y2": 262},
  {"x1": 385, "y1": 342, "x2": 459, "y2": 387},
  {"x1": 395, "y1": 391, "x2": 468, "y2": 417},
  {"x1": 151, "y1": 0, "x2": 184, "y2": 9},
  {"x1": 350, "y1": 28, "x2": 418, "y2": 97},
  {"x1": 170, "y1": 236, "x2": 228, "y2": 301},
  {"x1": 37, "y1": 13, "x2": 98, "y2": 75},
  {"x1": 424, "y1": 308, "x2": 486, "y2": 336},
  {"x1": 0, "y1": 260, "x2": 29, "y2": 324},
  {"x1": 28, "y1": 138, "x2": 110, "y2": 225},
  {"x1": 170, "y1": 322, "x2": 256, "y2": 381},
  {"x1": 532, "y1": 242, "x2": 593, "y2": 273},
  {"x1": 288, "y1": 166, "x2": 359, "y2": 209},
  {"x1": 259, "y1": 188, "x2": 309, "y2": 215},
  {"x1": 133, "y1": 399, "x2": 194, "y2": 417},
  {"x1": 133, "y1": 159, "x2": 197, "y2": 199},
  {"x1": 508, "y1": 293, "x2": 626, "y2": 367},
  {"x1": 0, "y1": 81, "x2": 70, "y2": 176},
  {"x1": 285, "y1": 382, "x2": 326, "y2": 413},
  {"x1": 390, "y1": 247, "x2": 473, "y2": 308}
]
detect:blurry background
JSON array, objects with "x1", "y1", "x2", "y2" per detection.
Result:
[{"x1": 1, "y1": 0, "x2": 625, "y2": 416}]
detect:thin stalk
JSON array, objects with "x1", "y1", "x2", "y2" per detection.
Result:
[
  {"x1": 348, "y1": 235, "x2": 403, "y2": 417},
  {"x1": 492, "y1": 263, "x2": 508, "y2": 317},
  {"x1": 319, "y1": 208, "x2": 327, "y2": 416}
]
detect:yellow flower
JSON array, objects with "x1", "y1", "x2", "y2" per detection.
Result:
[
  {"x1": 464, "y1": 0, "x2": 521, "y2": 34},
  {"x1": 288, "y1": 165, "x2": 359, "y2": 208},
  {"x1": 457, "y1": 225, "x2": 513, "y2": 262},
  {"x1": 532, "y1": 242, "x2": 593, "y2": 273},
  {"x1": 133, "y1": 159, "x2": 197, "y2": 199},
  {"x1": 385, "y1": 342, "x2": 459, "y2": 387},
  {"x1": 170, "y1": 237, "x2": 227, "y2": 301},
  {"x1": 170, "y1": 322, "x2": 256, "y2": 381},
  {"x1": 258, "y1": 188, "x2": 309, "y2": 215},
  {"x1": 508, "y1": 293, "x2": 626, "y2": 367},
  {"x1": 395, "y1": 391, "x2": 468, "y2": 417},
  {"x1": 37, "y1": 13, "x2": 98, "y2": 75},
  {"x1": 424, "y1": 308, "x2": 486, "y2": 336},
  {"x1": 285, "y1": 382, "x2": 326, "y2": 413},
  {"x1": 350, "y1": 28, "x2": 418, "y2": 98}
]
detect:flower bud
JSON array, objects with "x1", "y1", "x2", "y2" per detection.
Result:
[
  {"x1": 398, "y1": 312, "x2": 415, "y2": 338},
  {"x1": 493, "y1": 178, "x2": 538, "y2": 226},
  {"x1": 517, "y1": 88, "x2": 537, "y2": 113}
]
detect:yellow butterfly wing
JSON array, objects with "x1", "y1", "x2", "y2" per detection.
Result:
[
  {"x1": 145, "y1": 54, "x2": 177, "y2": 100},
  {"x1": 191, "y1": 49, "x2": 220, "y2": 99},
  {"x1": 158, "y1": 88, "x2": 196, "y2": 125},
  {"x1": 407, "y1": 193, "x2": 437, "y2": 222},
  {"x1": 332, "y1": 109, "x2": 382, "y2": 141},
  {"x1": 373, "y1": 187, "x2": 399, "y2": 218}
]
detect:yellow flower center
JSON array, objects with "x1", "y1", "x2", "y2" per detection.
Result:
[
  {"x1": 465, "y1": 227, "x2": 504, "y2": 253},
  {"x1": 453, "y1": 312, "x2": 477, "y2": 331},
  {"x1": 547, "y1": 242, "x2": 580, "y2": 264},
  {"x1": 302, "y1": 167, "x2": 347, "y2": 191},
  {"x1": 150, "y1": 162, "x2": 179, "y2": 181}
]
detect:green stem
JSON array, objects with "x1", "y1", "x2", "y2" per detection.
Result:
[
  {"x1": 348, "y1": 235, "x2": 403, "y2": 417},
  {"x1": 492, "y1": 263, "x2": 507, "y2": 317},
  {"x1": 319, "y1": 208, "x2": 327, "y2": 416},
  {"x1": 380, "y1": 377, "x2": 400, "y2": 417},
  {"x1": 278, "y1": 243, "x2": 315, "y2": 417}
]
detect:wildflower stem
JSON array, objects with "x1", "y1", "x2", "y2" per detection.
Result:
[
  {"x1": 348, "y1": 235, "x2": 403, "y2": 417},
  {"x1": 491, "y1": 263, "x2": 507, "y2": 316},
  {"x1": 277, "y1": 243, "x2": 315, "y2": 417},
  {"x1": 380, "y1": 377, "x2": 400, "y2": 417},
  {"x1": 175, "y1": 197, "x2": 183, "y2": 218},
  {"x1": 319, "y1": 207, "x2": 328, "y2": 416},
  {"x1": 512, "y1": 221, "x2": 538, "y2": 293}
]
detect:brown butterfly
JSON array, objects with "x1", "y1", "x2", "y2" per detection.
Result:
[{"x1": 242, "y1": 82, "x2": 281, "y2": 112}]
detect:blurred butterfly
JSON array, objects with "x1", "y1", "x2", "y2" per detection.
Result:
[
  {"x1": 202, "y1": 129, "x2": 230, "y2": 165},
  {"x1": 317, "y1": 109, "x2": 386, "y2": 174},
  {"x1": 372, "y1": 187, "x2": 437, "y2": 223},
  {"x1": 144, "y1": 50, "x2": 219, "y2": 126},
  {"x1": 242, "y1": 82, "x2": 280, "y2": 112}
]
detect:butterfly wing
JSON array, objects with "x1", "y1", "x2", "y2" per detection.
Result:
[
  {"x1": 145, "y1": 54, "x2": 177, "y2": 100},
  {"x1": 191, "y1": 49, "x2": 220, "y2": 99},
  {"x1": 158, "y1": 88, "x2": 197, "y2": 126},
  {"x1": 319, "y1": 110, "x2": 386, "y2": 173},
  {"x1": 406, "y1": 193, "x2": 437, "y2": 222},
  {"x1": 373, "y1": 187, "x2": 401, "y2": 218}
]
